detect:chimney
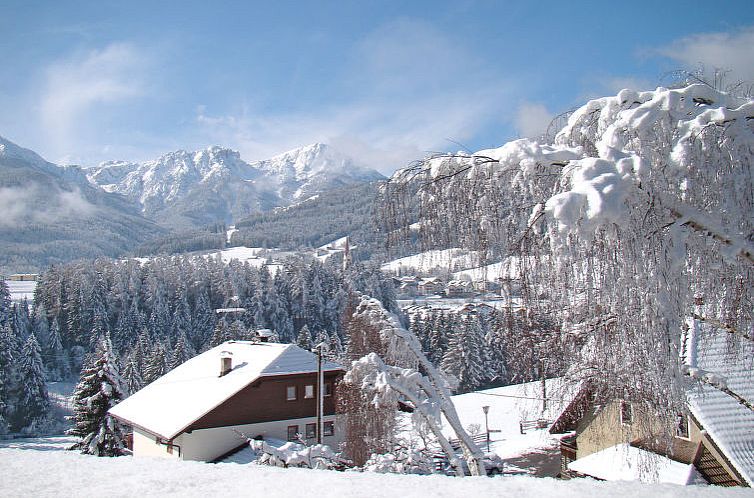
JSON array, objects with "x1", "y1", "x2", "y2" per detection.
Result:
[{"x1": 219, "y1": 351, "x2": 233, "y2": 377}]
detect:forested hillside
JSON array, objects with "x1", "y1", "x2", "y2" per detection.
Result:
[{"x1": 233, "y1": 182, "x2": 388, "y2": 258}]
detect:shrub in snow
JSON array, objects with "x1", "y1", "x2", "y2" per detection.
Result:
[
  {"x1": 252, "y1": 440, "x2": 349, "y2": 470},
  {"x1": 364, "y1": 445, "x2": 435, "y2": 475},
  {"x1": 67, "y1": 334, "x2": 128, "y2": 456}
]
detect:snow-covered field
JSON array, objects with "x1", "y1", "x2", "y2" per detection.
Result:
[
  {"x1": 0, "y1": 380, "x2": 744, "y2": 497},
  {"x1": 0, "y1": 436, "x2": 745, "y2": 498},
  {"x1": 444, "y1": 379, "x2": 570, "y2": 464}
]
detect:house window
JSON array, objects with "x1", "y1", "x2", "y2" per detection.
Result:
[
  {"x1": 304, "y1": 384, "x2": 314, "y2": 399},
  {"x1": 305, "y1": 423, "x2": 316, "y2": 439},
  {"x1": 676, "y1": 413, "x2": 690, "y2": 439},
  {"x1": 620, "y1": 401, "x2": 632, "y2": 425},
  {"x1": 323, "y1": 382, "x2": 332, "y2": 397},
  {"x1": 286, "y1": 385, "x2": 296, "y2": 401},
  {"x1": 323, "y1": 420, "x2": 334, "y2": 436},
  {"x1": 287, "y1": 425, "x2": 298, "y2": 441}
]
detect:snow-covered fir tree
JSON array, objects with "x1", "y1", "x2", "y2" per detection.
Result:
[
  {"x1": 296, "y1": 324, "x2": 312, "y2": 350},
  {"x1": 121, "y1": 354, "x2": 143, "y2": 395},
  {"x1": 440, "y1": 315, "x2": 489, "y2": 393},
  {"x1": 68, "y1": 334, "x2": 128, "y2": 456},
  {"x1": 11, "y1": 333, "x2": 50, "y2": 433}
]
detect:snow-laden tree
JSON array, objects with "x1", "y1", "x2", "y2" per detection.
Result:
[
  {"x1": 121, "y1": 354, "x2": 143, "y2": 396},
  {"x1": 296, "y1": 324, "x2": 313, "y2": 350},
  {"x1": 0, "y1": 323, "x2": 16, "y2": 433},
  {"x1": 384, "y1": 83, "x2": 754, "y2": 430},
  {"x1": 440, "y1": 315, "x2": 489, "y2": 394},
  {"x1": 342, "y1": 296, "x2": 486, "y2": 476},
  {"x1": 68, "y1": 334, "x2": 128, "y2": 456},
  {"x1": 11, "y1": 333, "x2": 50, "y2": 433}
]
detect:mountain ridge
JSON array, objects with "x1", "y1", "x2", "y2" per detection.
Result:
[{"x1": 87, "y1": 142, "x2": 385, "y2": 227}]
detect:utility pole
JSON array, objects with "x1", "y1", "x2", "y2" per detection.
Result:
[
  {"x1": 540, "y1": 358, "x2": 547, "y2": 414},
  {"x1": 482, "y1": 405, "x2": 490, "y2": 453},
  {"x1": 316, "y1": 343, "x2": 324, "y2": 444}
]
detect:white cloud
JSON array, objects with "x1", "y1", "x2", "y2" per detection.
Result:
[
  {"x1": 514, "y1": 102, "x2": 553, "y2": 139},
  {"x1": 654, "y1": 27, "x2": 754, "y2": 85},
  {"x1": 39, "y1": 43, "x2": 149, "y2": 163},
  {"x1": 0, "y1": 185, "x2": 95, "y2": 227},
  {"x1": 195, "y1": 19, "x2": 518, "y2": 175}
]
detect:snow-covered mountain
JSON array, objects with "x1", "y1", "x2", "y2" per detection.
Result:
[
  {"x1": 87, "y1": 143, "x2": 385, "y2": 227},
  {"x1": 253, "y1": 143, "x2": 385, "y2": 201}
]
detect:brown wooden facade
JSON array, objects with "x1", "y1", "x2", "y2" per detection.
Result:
[{"x1": 188, "y1": 371, "x2": 342, "y2": 431}]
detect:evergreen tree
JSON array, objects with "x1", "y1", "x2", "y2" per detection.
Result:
[
  {"x1": 168, "y1": 332, "x2": 193, "y2": 371},
  {"x1": 11, "y1": 333, "x2": 50, "y2": 433},
  {"x1": 209, "y1": 319, "x2": 230, "y2": 348},
  {"x1": 191, "y1": 288, "x2": 215, "y2": 351},
  {"x1": 440, "y1": 315, "x2": 488, "y2": 393},
  {"x1": 122, "y1": 355, "x2": 143, "y2": 395},
  {"x1": 142, "y1": 342, "x2": 167, "y2": 384},
  {"x1": 0, "y1": 281, "x2": 11, "y2": 327},
  {"x1": 0, "y1": 323, "x2": 15, "y2": 433},
  {"x1": 296, "y1": 325, "x2": 312, "y2": 350},
  {"x1": 68, "y1": 335, "x2": 127, "y2": 456}
]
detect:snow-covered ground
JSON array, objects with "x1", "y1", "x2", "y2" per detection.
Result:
[
  {"x1": 444, "y1": 379, "x2": 569, "y2": 459},
  {"x1": 0, "y1": 436, "x2": 745, "y2": 498},
  {"x1": 6, "y1": 280, "x2": 36, "y2": 303}
]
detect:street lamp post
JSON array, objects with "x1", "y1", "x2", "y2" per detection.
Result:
[{"x1": 482, "y1": 405, "x2": 490, "y2": 453}]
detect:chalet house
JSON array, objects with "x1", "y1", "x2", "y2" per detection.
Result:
[
  {"x1": 417, "y1": 277, "x2": 444, "y2": 296},
  {"x1": 445, "y1": 280, "x2": 473, "y2": 297},
  {"x1": 109, "y1": 341, "x2": 344, "y2": 462},
  {"x1": 549, "y1": 324, "x2": 754, "y2": 487}
]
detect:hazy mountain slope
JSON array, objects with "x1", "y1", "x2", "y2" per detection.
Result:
[{"x1": 0, "y1": 136, "x2": 165, "y2": 274}]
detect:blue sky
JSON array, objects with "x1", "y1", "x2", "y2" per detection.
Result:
[{"x1": 1, "y1": 1, "x2": 753, "y2": 173}]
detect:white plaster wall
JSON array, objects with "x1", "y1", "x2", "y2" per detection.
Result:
[
  {"x1": 179, "y1": 415, "x2": 345, "y2": 462},
  {"x1": 132, "y1": 428, "x2": 179, "y2": 459}
]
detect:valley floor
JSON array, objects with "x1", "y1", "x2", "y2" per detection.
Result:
[{"x1": 0, "y1": 437, "x2": 748, "y2": 498}]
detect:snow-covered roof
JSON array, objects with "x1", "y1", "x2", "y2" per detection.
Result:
[
  {"x1": 684, "y1": 322, "x2": 754, "y2": 486},
  {"x1": 568, "y1": 444, "x2": 704, "y2": 485},
  {"x1": 109, "y1": 341, "x2": 343, "y2": 440}
]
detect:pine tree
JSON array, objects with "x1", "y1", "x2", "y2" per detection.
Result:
[
  {"x1": 296, "y1": 325, "x2": 312, "y2": 350},
  {"x1": 11, "y1": 333, "x2": 50, "y2": 433},
  {"x1": 0, "y1": 281, "x2": 11, "y2": 327},
  {"x1": 0, "y1": 323, "x2": 15, "y2": 433},
  {"x1": 68, "y1": 335, "x2": 127, "y2": 456},
  {"x1": 121, "y1": 355, "x2": 143, "y2": 395},
  {"x1": 168, "y1": 331, "x2": 193, "y2": 371},
  {"x1": 142, "y1": 342, "x2": 167, "y2": 384},
  {"x1": 209, "y1": 319, "x2": 230, "y2": 348},
  {"x1": 440, "y1": 315, "x2": 488, "y2": 393}
]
